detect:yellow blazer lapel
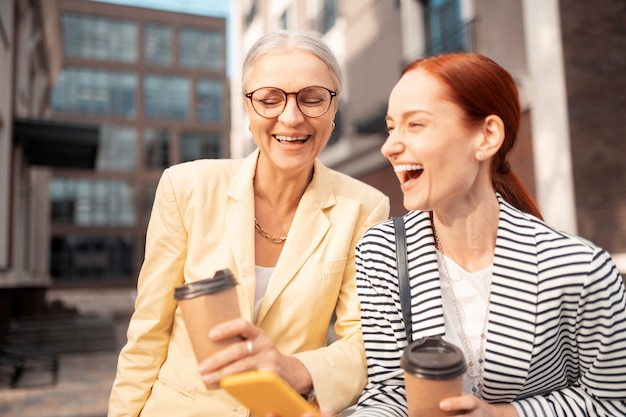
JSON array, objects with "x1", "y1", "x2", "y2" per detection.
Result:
[
  {"x1": 225, "y1": 150, "x2": 259, "y2": 320},
  {"x1": 256, "y1": 159, "x2": 335, "y2": 324}
]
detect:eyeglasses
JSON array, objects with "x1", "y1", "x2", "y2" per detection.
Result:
[{"x1": 244, "y1": 86, "x2": 337, "y2": 119}]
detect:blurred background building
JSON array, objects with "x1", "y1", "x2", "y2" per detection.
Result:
[
  {"x1": 1, "y1": 0, "x2": 229, "y2": 341},
  {"x1": 47, "y1": 0, "x2": 229, "y2": 286},
  {"x1": 1, "y1": 0, "x2": 624, "y2": 345}
]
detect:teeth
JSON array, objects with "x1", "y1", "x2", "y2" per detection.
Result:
[
  {"x1": 275, "y1": 135, "x2": 308, "y2": 142},
  {"x1": 394, "y1": 164, "x2": 423, "y2": 172}
]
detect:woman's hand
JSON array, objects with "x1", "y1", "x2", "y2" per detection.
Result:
[
  {"x1": 197, "y1": 318, "x2": 313, "y2": 394},
  {"x1": 439, "y1": 394, "x2": 518, "y2": 417}
]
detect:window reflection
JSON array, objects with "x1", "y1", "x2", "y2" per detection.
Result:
[
  {"x1": 425, "y1": 0, "x2": 465, "y2": 55},
  {"x1": 51, "y1": 68, "x2": 136, "y2": 118},
  {"x1": 50, "y1": 178, "x2": 136, "y2": 226},
  {"x1": 144, "y1": 23, "x2": 171, "y2": 65},
  {"x1": 180, "y1": 131, "x2": 222, "y2": 162},
  {"x1": 143, "y1": 182, "x2": 158, "y2": 226},
  {"x1": 143, "y1": 128, "x2": 170, "y2": 169},
  {"x1": 62, "y1": 13, "x2": 136, "y2": 62},
  {"x1": 179, "y1": 28, "x2": 223, "y2": 70},
  {"x1": 96, "y1": 126, "x2": 136, "y2": 171},
  {"x1": 50, "y1": 235, "x2": 134, "y2": 282},
  {"x1": 144, "y1": 75, "x2": 189, "y2": 120},
  {"x1": 196, "y1": 79, "x2": 222, "y2": 122}
]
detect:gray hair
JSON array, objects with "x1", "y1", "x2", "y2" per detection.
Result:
[{"x1": 242, "y1": 30, "x2": 342, "y2": 92}]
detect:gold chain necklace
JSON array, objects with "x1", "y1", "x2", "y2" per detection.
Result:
[
  {"x1": 433, "y1": 225, "x2": 491, "y2": 399},
  {"x1": 254, "y1": 219, "x2": 287, "y2": 244}
]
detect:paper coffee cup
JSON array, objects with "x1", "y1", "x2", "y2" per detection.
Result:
[
  {"x1": 400, "y1": 336, "x2": 466, "y2": 417},
  {"x1": 174, "y1": 269, "x2": 242, "y2": 364}
]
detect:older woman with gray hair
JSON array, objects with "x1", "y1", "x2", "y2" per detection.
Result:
[{"x1": 108, "y1": 30, "x2": 389, "y2": 417}]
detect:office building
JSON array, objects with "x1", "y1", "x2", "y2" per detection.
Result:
[{"x1": 47, "y1": 0, "x2": 230, "y2": 285}]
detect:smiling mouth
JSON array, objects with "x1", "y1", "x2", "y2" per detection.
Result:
[
  {"x1": 274, "y1": 135, "x2": 309, "y2": 144},
  {"x1": 394, "y1": 164, "x2": 424, "y2": 183}
]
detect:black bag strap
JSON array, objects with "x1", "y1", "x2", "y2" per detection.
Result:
[{"x1": 392, "y1": 216, "x2": 413, "y2": 344}]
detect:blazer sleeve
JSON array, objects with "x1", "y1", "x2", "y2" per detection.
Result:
[
  {"x1": 108, "y1": 169, "x2": 187, "y2": 417},
  {"x1": 350, "y1": 221, "x2": 410, "y2": 417},
  {"x1": 512, "y1": 248, "x2": 626, "y2": 417},
  {"x1": 293, "y1": 193, "x2": 390, "y2": 412}
]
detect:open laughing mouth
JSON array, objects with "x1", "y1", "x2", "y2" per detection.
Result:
[
  {"x1": 274, "y1": 135, "x2": 309, "y2": 144},
  {"x1": 394, "y1": 164, "x2": 424, "y2": 184}
]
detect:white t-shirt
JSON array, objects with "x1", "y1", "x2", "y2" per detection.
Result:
[
  {"x1": 253, "y1": 265, "x2": 273, "y2": 323},
  {"x1": 437, "y1": 251, "x2": 492, "y2": 395}
]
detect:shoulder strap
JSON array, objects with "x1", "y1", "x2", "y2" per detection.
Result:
[{"x1": 392, "y1": 216, "x2": 413, "y2": 344}]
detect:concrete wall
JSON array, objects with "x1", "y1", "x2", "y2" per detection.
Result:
[{"x1": 559, "y1": 0, "x2": 626, "y2": 256}]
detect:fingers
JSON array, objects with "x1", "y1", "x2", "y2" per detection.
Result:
[
  {"x1": 209, "y1": 317, "x2": 259, "y2": 341},
  {"x1": 439, "y1": 393, "x2": 479, "y2": 413},
  {"x1": 198, "y1": 338, "x2": 260, "y2": 386},
  {"x1": 198, "y1": 322, "x2": 282, "y2": 388}
]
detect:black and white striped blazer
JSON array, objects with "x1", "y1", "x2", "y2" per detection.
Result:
[{"x1": 353, "y1": 194, "x2": 626, "y2": 417}]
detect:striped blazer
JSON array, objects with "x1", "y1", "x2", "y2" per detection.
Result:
[{"x1": 353, "y1": 194, "x2": 626, "y2": 417}]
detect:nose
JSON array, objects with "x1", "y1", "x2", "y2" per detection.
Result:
[
  {"x1": 381, "y1": 130, "x2": 403, "y2": 159},
  {"x1": 277, "y1": 95, "x2": 305, "y2": 126}
]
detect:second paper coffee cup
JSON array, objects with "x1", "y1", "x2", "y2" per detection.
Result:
[
  {"x1": 174, "y1": 269, "x2": 242, "y2": 364},
  {"x1": 400, "y1": 336, "x2": 467, "y2": 417}
]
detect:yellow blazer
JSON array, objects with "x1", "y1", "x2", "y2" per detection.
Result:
[{"x1": 108, "y1": 149, "x2": 390, "y2": 417}]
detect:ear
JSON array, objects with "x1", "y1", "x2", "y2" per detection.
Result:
[{"x1": 475, "y1": 115, "x2": 504, "y2": 161}]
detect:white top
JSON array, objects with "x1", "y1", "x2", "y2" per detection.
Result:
[
  {"x1": 254, "y1": 265, "x2": 274, "y2": 323},
  {"x1": 437, "y1": 252, "x2": 492, "y2": 394}
]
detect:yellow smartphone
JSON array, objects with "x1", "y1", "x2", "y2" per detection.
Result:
[{"x1": 220, "y1": 370, "x2": 319, "y2": 417}]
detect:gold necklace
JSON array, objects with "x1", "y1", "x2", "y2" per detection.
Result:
[
  {"x1": 254, "y1": 218, "x2": 287, "y2": 244},
  {"x1": 433, "y1": 224, "x2": 491, "y2": 399}
]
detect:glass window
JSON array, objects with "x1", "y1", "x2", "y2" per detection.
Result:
[
  {"x1": 61, "y1": 13, "x2": 137, "y2": 62},
  {"x1": 196, "y1": 79, "x2": 223, "y2": 122},
  {"x1": 50, "y1": 235, "x2": 134, "y2": 282},
  {"x1": 180, "y1": 131, "x2": 222, "y2": 162},
  {"x1": 51, "y1": 68, "x2": 136, "y2": 118},
  {"x1": 96, "y1": 126, "x2": 136, "y2": 171},
  {"x1": 143, "y1": 182, "x2": 158, "y2": 226},
  {"x1": 0, "y1": 0, "x2": 12, "y2": 48},
  {"x1": 280, "y1": 10, "x2": 289, "y2": 29},
  {"x1": 244, "y1": 0, "x2": 257, "y2": 28},
  {"x1": 144, "y1": 23, "x2": 171, "y2": 65},
  {"x1": 179, "y1": 28, "x2": 224, "y2": 70},
  {"x1": 425, "y1": 0, "x2": 465, "y2": 55},
  {"x1": 317, "y1": 0, "x2": 337, "y2": 33},
  {"x1": 50, "y1": 178, "x2": 136, "y2": 226},
  {"x1": 143, "y1": 128, "x2": 170, "y2": 169},
  {"x1": 143, "y1": 75, "x2": 189, "y2": 120}
]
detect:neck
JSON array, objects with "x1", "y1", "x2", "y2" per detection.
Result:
[
  {"x1": 431, "y1": 196, "x2": 499, "y2": 272},
  {"x1": 254, "y1": 162, "x2": 313, "y2": 216}
]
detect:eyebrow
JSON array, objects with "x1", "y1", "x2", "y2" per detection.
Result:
[{"x1": 385, "y1": 109, "x2": 432, "y2": 123}]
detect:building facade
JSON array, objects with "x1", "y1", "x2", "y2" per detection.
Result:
[
  {"x1": 47, "y1": 0, "x2": 230, "y2": 286},
  {"x1": 0, "y1": 0, "x2": 99, "y2": 334},
  {"x1": 230, "y1": 0, "x2": 625, "y2": 273}
]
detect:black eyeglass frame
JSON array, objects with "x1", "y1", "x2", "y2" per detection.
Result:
[{"x1": 244, "y1": 86, "x2": 338, "y2": 119}]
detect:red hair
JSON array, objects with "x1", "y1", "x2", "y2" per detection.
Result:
[{"x1": 402, "y1": 53, "x2": 542, "y2": 219}]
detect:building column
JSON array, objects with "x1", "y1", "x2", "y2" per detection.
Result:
[{"x1": 522, "y1": 0, "x2": 577, "y2": 234}]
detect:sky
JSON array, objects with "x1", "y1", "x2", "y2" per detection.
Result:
[{"x1": 91, "y1": 0, "x2": 230, "y2": 17}]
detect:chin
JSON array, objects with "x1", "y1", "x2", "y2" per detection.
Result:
[{"x1": 402, "y1": 196, "x2": 426, "y2": 212}]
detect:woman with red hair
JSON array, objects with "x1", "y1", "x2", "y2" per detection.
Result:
[{"x1": 352, "y1": 53, "x2": 626, "y2": 416}]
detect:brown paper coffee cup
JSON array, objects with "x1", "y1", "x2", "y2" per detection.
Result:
[
  {"x1": 174, "y1": 269, "x2": 242, "y2": 364},
  {"x1": 400, "y1": 336, "x2": 466, "y2": 417}
]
